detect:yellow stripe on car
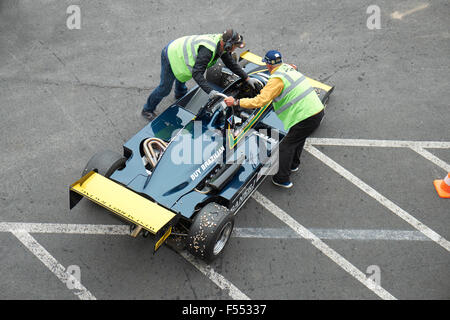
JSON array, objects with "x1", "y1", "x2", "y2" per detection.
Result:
[{"x1": 154, "y1": 226, "x2": 172, "y2": 252}]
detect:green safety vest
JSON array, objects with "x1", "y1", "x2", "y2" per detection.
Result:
[
  {"x1": 269, "y1": 64, "x2": 324, "y2": 130},
  {"x1": 167, "y1": 34, "x2": 222, "y2": 82}
]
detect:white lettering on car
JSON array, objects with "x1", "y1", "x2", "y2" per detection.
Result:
[{"x1": 190, "y1": 146, "x2": 225, "y2": 181}]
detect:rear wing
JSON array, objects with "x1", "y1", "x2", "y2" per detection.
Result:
[{"x1": 70, "y1": 171, "x2": 179, "y2": 252}]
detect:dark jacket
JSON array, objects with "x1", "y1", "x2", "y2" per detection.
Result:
[{"x1": 192, "y1": 43, "x2": 248, "y2": 94}]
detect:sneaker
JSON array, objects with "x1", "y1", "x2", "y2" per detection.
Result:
[
  {"x1": 141, "y1": 110, "x2": 157, "y2": 121},
  {"x1": 291, "y1": 166, "x2": 300, "y2": 172},
  {"x1": 271, "y1": 177, "x2": 293, "y2": 189}
]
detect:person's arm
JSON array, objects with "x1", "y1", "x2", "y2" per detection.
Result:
[
  {"x1": 232, "y1": 77, "x2": 284, "y2": 109},
  {"x1": 220, "y1": 52, "x2": 248, "y2": 80},
  {"x1": 192, "y1": 46, "x2": 215, "y2": 94}
]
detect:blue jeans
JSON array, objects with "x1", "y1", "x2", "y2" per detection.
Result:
[{"x1": 143, "y1": 46, "x2": 187, "y2": 112}]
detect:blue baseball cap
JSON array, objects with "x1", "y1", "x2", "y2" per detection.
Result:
[{"x1": 262, "y1": 50, "x2": 282, "y2": 65}]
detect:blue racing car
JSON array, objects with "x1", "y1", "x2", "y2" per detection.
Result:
[{"x1": 69, "y1": 51, "x2": 334, "y2": 262}]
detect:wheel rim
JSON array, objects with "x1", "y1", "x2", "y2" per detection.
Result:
[{"x1": 213, "y1": 222, "x2": 233, "y2": 255}]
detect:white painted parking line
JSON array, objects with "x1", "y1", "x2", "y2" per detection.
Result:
[
  {"x1": 409, "y1": 146, "x2": 450, "y2": 172},
  {"x1": 2, "y1": 222, "x2": 246, "y2": 300},
  {"x1": 0, "y1": 222, "x2": 432, "y2": 241},
  {"x1": 307, "y1": 138, "x2": 450, "y2": 149},
  {"x1": 11, "y1": 229, "x2": 96, "y2": 300},
  {"x1": 0, "y1": 222, "x2": 129, "y2": 234},
  {"x1": 307, "y1": 138, "x2": 450, "y2": 172},
  {"x1": 177, "y1": 250, "x2": 251, "y2": 300},
  {"x1": 251, "y1": 191, "x2": 397, "y2": 300},
  {"x1": 6, "y1": 221, "x2": 421, "y2": 300},
  {"x1": 4, "y1": 135, "x2": 449, "y2": 301},
  {"x1": 233, "y1": 227, "x2": 431, "y2": 241},
  {"x1": 305, "y1": 145, "x2": 450, "y2": 252}
]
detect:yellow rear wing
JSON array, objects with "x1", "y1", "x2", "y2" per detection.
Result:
[
  {"x1": 239, "y1": 50, "x2": 334, "y2": 92},
  {"x1": 69, "y1": 171, "x2": 178, "y2": 252}
]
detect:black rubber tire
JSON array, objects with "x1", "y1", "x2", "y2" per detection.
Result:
[
  {"x1": 186, "y1": 202, "x2": 234, "y2": 262},
  {"x1": 82, "y1": 150, "x2": 126, "y2": 178}
]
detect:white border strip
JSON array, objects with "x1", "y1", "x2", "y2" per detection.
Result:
[
  {"x1": 409, "y1": 146, "x2": 450, "y2": 172},
  {"x1": 0, "y1": 222, "x2": 129, "y2": 235},
  {"x1": 252, "y1": 191, "x2": 396, "y2": 300},
  {"x1": 177, "y1": 250, "x2": 250, "y2": 300},
  {"x1": 233, "y1": 227, "x2": 431, "y2": 241},
  {"x1": 3, "y1": 223, "x2": 247, "y2": 300},
  {"x1": 11, "y1": 229, "x2": 96, "y2": 300},
  {"x1": 0, "y1": 222, "x2": 432, "y2": 241},
  {"x1": 305, "y1": 145, "x2": 450, "y2": 252},
  {"x1": 307, "y1": 138, "x2": 450, "y2": 149}
]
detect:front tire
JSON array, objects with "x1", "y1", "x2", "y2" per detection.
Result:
[{"x1": 186, "y1": 202, "x2": 234, "y2": 262}]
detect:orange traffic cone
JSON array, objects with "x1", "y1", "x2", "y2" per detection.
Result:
[{"x1": 433, "y1": 173, "x2": 450, "y2": 198}]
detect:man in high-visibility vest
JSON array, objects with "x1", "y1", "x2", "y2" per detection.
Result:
[
  {"x1": 224, "y1": 50, "x2": 324, "y2": 188},
  {"x1": 142, "y1": 29, "x2": 259, "y2": 120}
]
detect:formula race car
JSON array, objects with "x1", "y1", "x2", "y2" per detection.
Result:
[{"x1": 69, "y1": 51, "x2": 334, "y2": 262}]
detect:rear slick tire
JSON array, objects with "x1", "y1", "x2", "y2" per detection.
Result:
[
  {"x1": 82, "y1": 150, "x2": 126, "y2": 178},
  {"x1": 186, "y1": 202, "x2": 234, "y2": 262}
]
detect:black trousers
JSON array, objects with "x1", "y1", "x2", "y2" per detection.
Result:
[{"x1": 274, "y1": 109, "x2": 324, "y2": 183}]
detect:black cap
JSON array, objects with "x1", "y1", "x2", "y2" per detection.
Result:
[{"x1": 222, "y1": 29, "x2": 245, "y2": 48}]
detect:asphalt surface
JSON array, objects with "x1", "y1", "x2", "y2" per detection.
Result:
[{"x1": 0, "y1": 0, "x2": 449, "y2": 302}]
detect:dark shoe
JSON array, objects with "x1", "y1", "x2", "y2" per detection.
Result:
[
  {"x1": 272, "y1": 177, "x2": 293, "y2": 189},
  {"x1": 141, "y1": 110, "x2": 157, "y2": 121},
  {"x1": 291, "y1": 166, "x2": 300, "y2": 173}
]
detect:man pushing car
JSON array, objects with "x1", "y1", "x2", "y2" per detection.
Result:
[
  {"x1": 224, "y1": 50, "x2": 325, "y2": 189},
  {"x1": 142, "y1": 29, "x2": 258, "y2": 121}
]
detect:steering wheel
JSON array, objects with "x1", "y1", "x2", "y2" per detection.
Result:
[{"x1": 214, "y1": 92, "x2": 229, "y2": 100}]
